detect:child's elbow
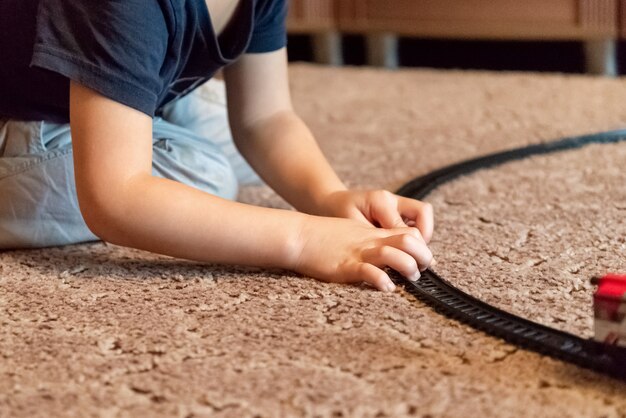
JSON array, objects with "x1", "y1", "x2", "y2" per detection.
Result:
[{"x1": 76, "y1": 186, "x2": 129, "y2": 245}]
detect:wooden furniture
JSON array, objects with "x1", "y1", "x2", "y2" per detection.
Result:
[
  {"x1": 287, "y1": 0, "x2": 619, "y2": 75},
  {"x1": 620, "y1": 0, "x2": 626, "y2": 36},
  {"x1": 286, "y1": 0, "x2": 341, "y2": 65}
]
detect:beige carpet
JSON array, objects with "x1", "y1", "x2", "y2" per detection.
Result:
[{"x1": 1, "y1": 64, "x2": 626, "y2": 417}]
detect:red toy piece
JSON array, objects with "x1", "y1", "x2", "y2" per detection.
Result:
[{"x1": 593, "y1": 274, "x2": 626, "y2": 347}]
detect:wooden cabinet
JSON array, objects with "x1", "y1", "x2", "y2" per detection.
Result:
[
  {"x1": 286, "y1": 0, "x2": 619, "y2": 74},
  {"x1": 336, "y1": 0, "x2": 617, "y2": 40},
  {"x1": 287, "y1": 0, "x2": 336, "y2": 33},
  {"x1": 620, "y1": 0, "x2": 626, "y2": 36},
  {"x1": 287, "y1": 0, "x2": 342, "y2": 65}
]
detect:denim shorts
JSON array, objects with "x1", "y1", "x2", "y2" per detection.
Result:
[{"x1": 0, "y1": 79, "x2": 260, "y2": 249}]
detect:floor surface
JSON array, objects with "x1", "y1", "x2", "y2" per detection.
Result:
[{"x1": 2, "y1": 64, "x2": 626, "y2": 417}]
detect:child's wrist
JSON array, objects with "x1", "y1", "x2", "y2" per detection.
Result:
[
  {"x1": 284, "y1": 212, "x2": 314, "y2": 272},
  {"x1": 307, "y1": 185, "x2": 349, "y2": 217}
]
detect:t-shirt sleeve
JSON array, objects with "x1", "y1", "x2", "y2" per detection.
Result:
[
  {"x1": 246, "y1": 0, "x2": 288, "y2": 53},
  {"x1": 30, "y1": 0, "x2": 168, "y2": 117}
]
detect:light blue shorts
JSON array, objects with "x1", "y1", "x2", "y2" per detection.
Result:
[{"x1": 0, "y1": 79, "x2": 261, "y2": 249}]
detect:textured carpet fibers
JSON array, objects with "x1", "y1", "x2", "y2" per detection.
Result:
[
  {"x1": 428, "y1": 142, "x2": 626, "y2": 338},
  {"x1": 2, "y1": 64, "x2": 626, "y2": 417}
]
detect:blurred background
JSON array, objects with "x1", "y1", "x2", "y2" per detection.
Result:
[{"x1": 285, "y1": 0, "x2": 626, "y2": 75}]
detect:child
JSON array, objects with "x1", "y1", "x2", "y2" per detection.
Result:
[{"x1": 0, "y1": 0, "x2": 434, "y2": 292}]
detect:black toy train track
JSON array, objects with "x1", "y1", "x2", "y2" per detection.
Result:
[{"x1": 393, "y1": 129, "x2": 626, "y2": 380}]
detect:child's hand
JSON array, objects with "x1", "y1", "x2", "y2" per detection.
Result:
[
  {"x1": 292, "y1": 215, "x2": 434, "y2": 292},
  {"x1": 319, "y1": 190, "x2": 434, "y2": 243}
]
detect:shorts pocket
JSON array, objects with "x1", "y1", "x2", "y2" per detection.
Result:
[{"x1": 0, "y1": 119, "x2": 45, "y2": 157}]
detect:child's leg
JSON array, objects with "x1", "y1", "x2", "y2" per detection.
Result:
[
  {"x1": 159, "y1": 78, "x2": 263, "y2": 186},
  {"x1": 0, "y1": 119, "x2": 97, "y2": 249},
  {"x1": 0, "y1": 117, "x2": 238, "y2": 249}
]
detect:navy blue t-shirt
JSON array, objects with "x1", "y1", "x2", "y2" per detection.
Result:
[{"x1": 0, "y1": 0, "x2": 287, "y2": 123}]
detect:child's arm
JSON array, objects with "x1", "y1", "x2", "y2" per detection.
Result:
[
  {"x1": 223, "y1": 48, "x2": 346, "y2": 216},
  {"x1": 224, "y1": 48, "x2": 434, "y2": 241},
  {"x1": 69, "y1": 81, "x2": 303, "y2": 269},
  {"x1": 69, "y1": 65, "x2": 432, "y2": 291}
]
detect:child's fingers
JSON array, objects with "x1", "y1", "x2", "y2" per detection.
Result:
[
  {"x1": 362, "y1": 245, "x2": 420, "y2": 282},
  {"x1": 403, "y1": 218, "x2": 417, "y2": 227},
  {"x1": 385, "y1": 226, "x2": 426, "y2": 245},
  {"x1": 397, "y1": 198, "x2": 434, "y2": 243},
  {"x1": 385, "y1": 228, "x2": 439, "y2": 270},
  {"x1": 347, "y1": 207, "x2": 375, "y2": 227},
  {"x1": 381, "y1": 233, "x2": 433, "y2": 272},
  {"x1": 368, "y1": 191, "x2": 406, "y2": 229},
  {"x1": 350, "y1": 262, "x2": 395, "y2": 292}
]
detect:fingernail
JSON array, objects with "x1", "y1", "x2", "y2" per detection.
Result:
[
  {"x1": 431, "y1": 258, "x2": 438, "y2": 267},
  {"x1": 386, "y1": 283, "x2": 396, "y2": 292},
  {"x1": 409, "y1": 271, "x2": 421, "y2": 282}
]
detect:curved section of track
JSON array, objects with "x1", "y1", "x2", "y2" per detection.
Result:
[{"x1": 394, "y1": 130, "x2": 626, "y2": 380}]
